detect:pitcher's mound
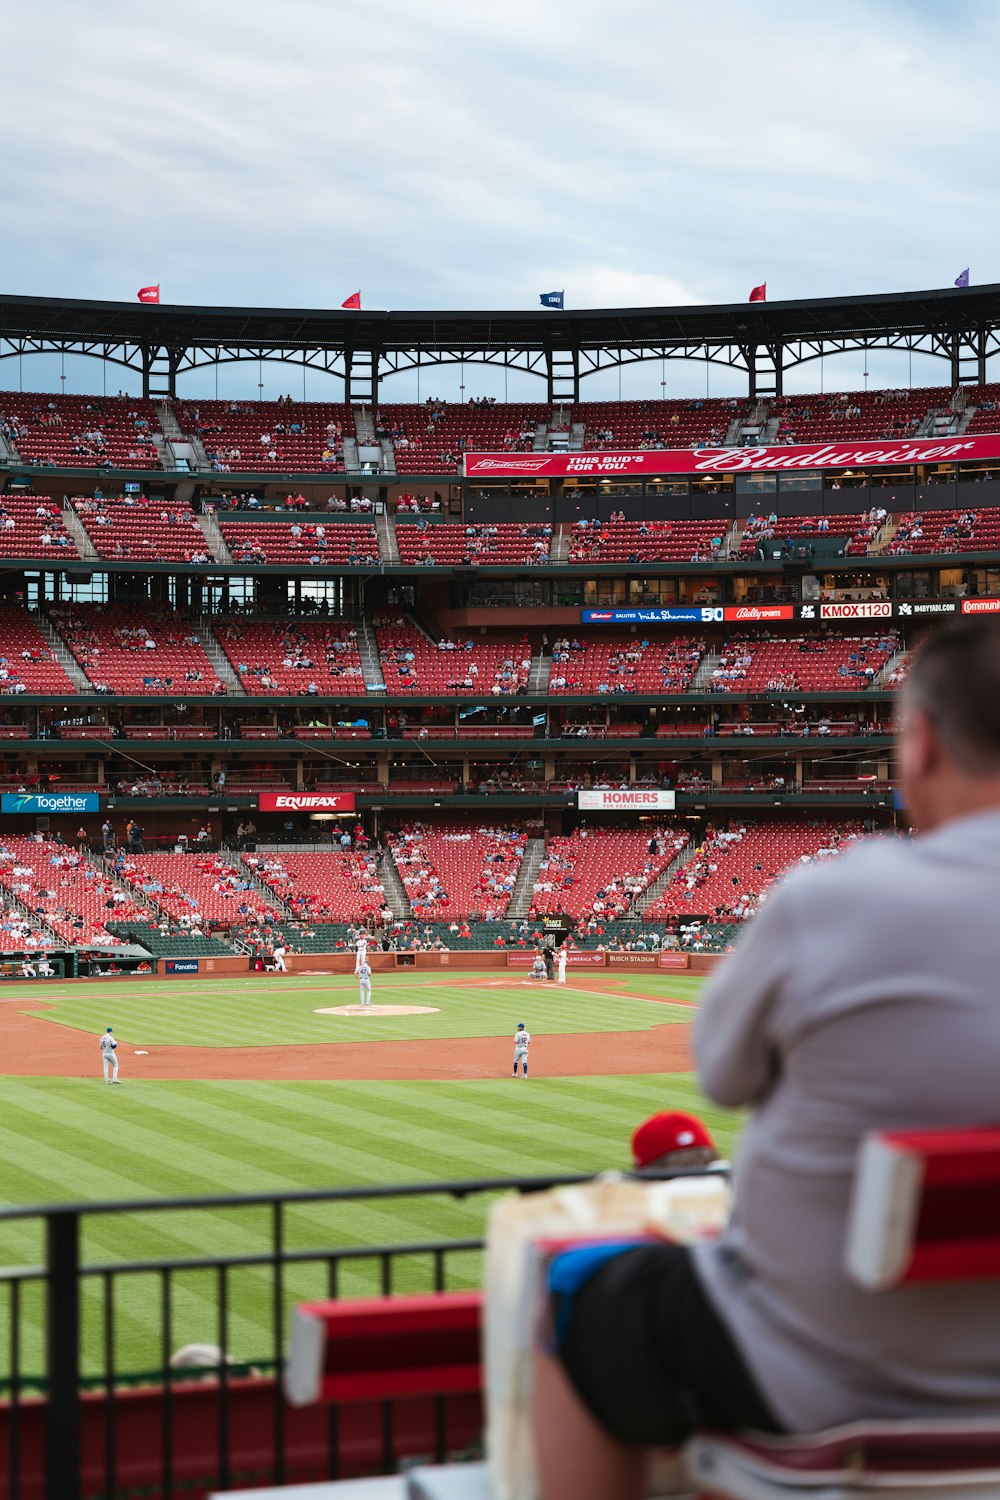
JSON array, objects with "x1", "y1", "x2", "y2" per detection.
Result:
[{"x1": 315, "y1": 1004, "x2": 441, "y2": 1017}]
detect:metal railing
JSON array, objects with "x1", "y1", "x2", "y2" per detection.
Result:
[{"x1": 0, "y1": 1173, "x2": 586, "y2": 1500}]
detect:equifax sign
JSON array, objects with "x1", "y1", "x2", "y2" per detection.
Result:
[{"x1": 257, "y1": 793, "x2": 357, "y2": 812}]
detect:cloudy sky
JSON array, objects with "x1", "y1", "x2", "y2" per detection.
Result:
[{"x1": 2, "y1": 0, "x2": 996, "y2": 398}]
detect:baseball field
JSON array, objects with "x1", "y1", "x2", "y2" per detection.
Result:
[{"x1": 0, "y1": 968, "x2": 738, "y2": 1390}]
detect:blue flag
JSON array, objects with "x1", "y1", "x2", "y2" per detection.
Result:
[
  {"x1": 955, "y1": 268, "x2": 970, "y2": 288},
  {"x1": 540, "y1": 290, "x2": 564, "y2": 309}
]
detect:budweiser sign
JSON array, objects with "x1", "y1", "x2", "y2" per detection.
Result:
[
  {"x1": 723, "y1": 604, "x2": 795, "y2": 622},
  {"x1": 463, "y1": 434, "x2": 1000, "y2": 479},
  {"x1": 819, "y1": 602, "x2": 893, "y2": 620},
  {"x1": 258, "y1": 792, "x2": 356, "y2": 812},
  {"x1": 578, "y1": 789, "x2": 676, "y2": 811}
]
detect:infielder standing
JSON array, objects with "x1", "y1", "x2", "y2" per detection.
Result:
[
  {"x1": 100, "y1": 1026, "x2": 120, "y2": 1084},
  {"x1": 556, "y1": 945, "x2": 568, "y2": 985},
  {"x1": 354, "y1": 933, "x2": 368, "y2": 975},
  {"x1": 357, "y1": 959, "x2": 373, "y2": 1009},
  {"x1": 512, "y1": 1022, "x2": 531, "y2": 1078}
]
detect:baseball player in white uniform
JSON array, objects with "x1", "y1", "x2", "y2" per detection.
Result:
[
  {"x1": 556, "y1": 945, "x2": 568, "y2": 985},
  {"x1": 100, "y1": 1026, "x2": 120, "y2": 1083},
  {"x1": 512, "y1": 1022, "x2": 531, "y2": 1078},
  {"x1": 357, "y1": 959, "x2": 373, "y2": 1009},
  {"x1": 272, "y1": 944, "x2": 287, "y2": 972},
  {"x1": 354, "y1": 934, "x2": 369, "y2": 975}
]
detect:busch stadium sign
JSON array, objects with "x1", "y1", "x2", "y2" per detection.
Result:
[{"x1": 464, "y1": 435, "x2": 1000, "y2": 479}]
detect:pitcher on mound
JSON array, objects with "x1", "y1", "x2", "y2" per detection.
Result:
[{"x1": 357, "y1": 959, "x2": 373, "y2": 1009}]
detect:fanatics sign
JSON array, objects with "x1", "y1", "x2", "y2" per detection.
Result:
[
  {"x1": 463, "y1": 434, "x2": 1000, "y2": 479},
  {"x1": 257, "y1": 792, "x2": 356, "y2": 812},
  {"x1": 578, "y1": 789, "x2": 676, "y2": 811}
]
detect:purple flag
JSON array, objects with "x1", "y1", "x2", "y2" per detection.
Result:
[{"x1": 955, "y1": 268, "x2": 970, "y2": 288}]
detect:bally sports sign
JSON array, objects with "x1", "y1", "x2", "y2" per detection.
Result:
[
  {"x1": 577, "y1": 789, "x2": 676, "y2": 811},
  {"x1": 257, "y1": 792, "x2": 356, "y2": 812},
  {"x1": 464, "y1": 434, "x2": 1000, "y2": 478}
]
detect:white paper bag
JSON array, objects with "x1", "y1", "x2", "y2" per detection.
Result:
[{"x1": 483, "y1": 1173, "x2": 730, "y2": 1500}]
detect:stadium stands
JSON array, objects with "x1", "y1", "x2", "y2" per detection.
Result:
[
  {"x1": 396, "y1": 521, "x2": 552, "y2": 566},
  {"x1": 47, "y1": 606, "x2": 224, "y2": 695},
  {"x1": 571, "y1": 398, "x2": 742, "y2": 448},
  {"x1": 388, "y1": 823, "x2": 527, "y2": 918},
  {"x1": 708, "y1": 634, "x2": 898, "y2": 693},
  {"x1": 0, "y1": 393, "x2": 162, "y2": 467},
  {"x1": 113, "y1": 851, "x2": 279, "y2": 928},
  {"x1": 213, "y1": 620, "x2": 368, "y2": 695},
  {"x1": 0, "y1": 607, "x2": 76, "y2": 695},
  {"x1": 379, "y1": 401, "x2": 548, "y2": 472},
  {"x1": 241, "y1": 848, "x2": 387, "y2": 923},
  {"x1": 568, "y1": 518, "x2": 726, "y2": 562},
  {"x1": 0, "y1": 839, "x2": 147, "y2": 946},
  {"x1": 71, "y1": 496, "x2": 210, "y2": 562},
  {"x1": 883, "y1": 508, "x2": 1000, "y2": 554},
  {"x1": 547, "y1": 636, "x2": 705, "y2": 695},
  {"x1": 0, "y1": 495, "x2": 77, "y2": 561},
  {"x1": 768, "y1": 388, "x2": 950, "y2": 443},
  {"x1": 174, "y1": 399, "x2": 352, "y2": 472},
  {"x1": 375, "y1": 621, "x2": 532, "y2": 695},
  {"x1": 220, "y1": 519, "x2": 379, "y2": 566},
  {"x1": 645, "y1": 820, "x2": 864, "y2": 920},
  {"x1": 529, "y1": 827, "x2": 688, "y2": 921},
  {"x1": 738, "y1": 513, "x2": 878, "y2": 557}
]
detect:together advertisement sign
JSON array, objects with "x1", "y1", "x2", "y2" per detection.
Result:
[{"x1": 1, "y1": 792, "x2": 100, "y2": 814}]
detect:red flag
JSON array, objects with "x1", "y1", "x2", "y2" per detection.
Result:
[
  {"x1": 749, "y1": 283, "x2": 766, "y2": 303},
  {"x1": 137, "y1": 285, "x2": 160, "y2": 304},
  {"x1": 341, "y1": 292, "x2": 361, "y2": 310}
]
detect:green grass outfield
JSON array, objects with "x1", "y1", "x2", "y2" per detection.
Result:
[{"x1": 0, "y1": 970, "x2": 735, "y2": 1388}]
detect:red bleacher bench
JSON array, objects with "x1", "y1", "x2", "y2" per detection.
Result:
[
  {"x1": 688, "y1": 1126, "x2": 1000, "y2": 1497},
  {"x1": 284, "y1": 1291, "x2": 482, "y2": 1408}
]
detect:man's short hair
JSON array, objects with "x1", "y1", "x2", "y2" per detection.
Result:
[{"x1": 904, "y1": 619, "x2": 1000, "y2": 774}]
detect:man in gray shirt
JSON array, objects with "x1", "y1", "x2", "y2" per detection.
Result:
[{"x1": 533, "y1": 619, "x2": 1000, "y2": 1500}]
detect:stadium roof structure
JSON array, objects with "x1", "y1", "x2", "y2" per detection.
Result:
[{"x1": 2, "y1": 284, "x2": 1000, "y2": 401}]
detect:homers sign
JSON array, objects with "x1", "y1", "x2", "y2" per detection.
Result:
[
  {"x1": 578, "y1": 789, "x2": 676, "y2": 811},
  {"x1": 463, "y1": 434, "x2": 1000, "y2": 479}
]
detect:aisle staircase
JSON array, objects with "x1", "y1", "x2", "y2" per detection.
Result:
[
  {"x1": 356, "y1": 618, "x2": 386, "y2": 692},
  {"x1": 198, "y1": 510, "x2": 233, "y2": 564},
  {"x1": 61, "y1": 504, "x2": 99, "y2": 560},
  {"x1": 636, "y1": 840, "x2": 695, "y2": 913},
  {"x1": 506, "y1": 837, "x2": 545, "y2": 919},
  {"x1": 196, "y1": 618, "x2": 243, "y2": 693},
  {"x1": 378, "y1": 850, "x2": 413, "y2": 918},
  {"x1": 35, "y1": 612, "x2": 92, "y2": 692}
]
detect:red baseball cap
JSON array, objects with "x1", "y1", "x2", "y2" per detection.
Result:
[{"x1": 631, "y1": 1111, "x2": 716, "y2": 1169}]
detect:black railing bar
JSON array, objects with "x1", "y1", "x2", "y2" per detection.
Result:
[
  {"x1": 75, "y1": 1236, "x2": 486, "y2": 1278},
  {"x1": 0, "y1": 1171, "x2": 588, "y2": 1222}
]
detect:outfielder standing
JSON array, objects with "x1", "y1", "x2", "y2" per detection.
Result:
[
  {"x1": 357, "y1": 959, "x2": 373, "y2": 1009},
  {"x1": 556, "y1": 945, "x2": 568, "y2": 985},
  {"x1": 512, "y1": 1022, "x2": 531, "y2": 1078},
  {"x1": 100, "y1": 1026, "x2": 120, "y2": 1084}
]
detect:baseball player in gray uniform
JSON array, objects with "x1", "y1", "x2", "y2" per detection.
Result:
[
  {"x1": 357, "y1": 959, "x2": 373, "y2": 1009},
  {"x1": 512, "y1": 1022, "x2": 531, "y2": 1078},
  {"x1": 100, "y1": 1026, "x2": 120, "y2": 1083}
]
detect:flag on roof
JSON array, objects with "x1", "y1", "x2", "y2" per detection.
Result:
[
  {"x1": 540, "y1": 291, "x2": 564, "y2": 309},
  {"x1": 748, "y1": 283, "x2": 766, "y2": 303},
  {"x1": 955, "y1": 268, "x2": 970, "y2": 288},
  {"x1": 341, "y1": 292, "x2": 361, "y2": 310},
  {"x1": 137, "y1": 285, "x2": 160, "y2": 304}
]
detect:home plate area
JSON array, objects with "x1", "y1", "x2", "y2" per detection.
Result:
[{"x1": 314, "y1": 1004, "x2": 442, "y2": 1017}]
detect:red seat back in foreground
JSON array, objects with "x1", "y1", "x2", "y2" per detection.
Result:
[
  {"x1": 690, "y1": 1126, "x2": 1000, "y2": 1498},
  {"x1": 284, "y1": 1291, "x2": 482, "y2": 1408}
]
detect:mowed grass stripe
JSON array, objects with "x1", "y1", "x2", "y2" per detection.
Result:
[{"x1": 22, "y1": 976, "x2": 691, "y2": 1049}]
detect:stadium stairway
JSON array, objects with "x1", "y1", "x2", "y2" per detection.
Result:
[
  {"x1": 379, "y1": 849, "x2": 414, "y2": 919},
  {"x1": 691, "y1": 650, "x2": 722, "y2": 689},
  {"x1": 196, "y1": 617, "x2": 243, "y2": 692},
  {"x1": 506, "y1": 837, "x2": 546, "y2": 919},
  {"x1": 236, "y1": 855, "x2": 297, "y2": 918},
  {"x1": 60, "y1": 504, "x2": 100, "y2": 561},
  {"x1": 636, "y1": 839, "x2": 696, "y2": 914},
  {"x1": 377, "y1": 509, "x2": 400, "y2": 564},
  {"x1": 357, "y1": 618, "x2": 387, "y2": 691},
  {"x1": 527, "y1": 652, "x2": 552, "y2": 693},
  {"x1": 197, "y1": 509, "x2": 233, "y2": 564},
  {"x1": 549, "y1": 524, "x2": 570, "y2": 563},
  {"x1": 36, "y1": 612, "x2": 93, "y2": 692},
  {"x1": 873, "y1": 647, "x2": 909, "y2": 687}
]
